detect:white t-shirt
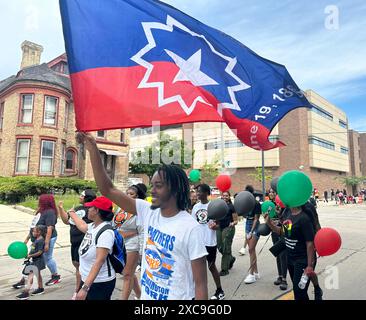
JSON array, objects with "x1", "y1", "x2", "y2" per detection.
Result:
[
  {"x1": 136, "y1": 199, "x2": 207, "y2": 300},
  {"x1": 79, "y1": 222, "x2": 115, "y2": 283},
  {"x1": 69, "y1": 208, "x2": 87, "y2": 225},
  {"x1": 191, "y1": 201, "x2": 217, "y2": 247},
  {"x1": 30, "y1": 213, "x2": 41, "y2": 228}
]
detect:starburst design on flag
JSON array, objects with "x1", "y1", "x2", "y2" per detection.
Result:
[{"x1": 131, "y1": 15, "x2": 251, "y2": 116}]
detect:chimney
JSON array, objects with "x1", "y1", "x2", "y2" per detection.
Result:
[{"x1": 20, "y1": 40, "x2": 43, "y2": 69}]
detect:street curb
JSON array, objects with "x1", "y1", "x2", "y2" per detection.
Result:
[{"x1": 12, "y1": 205, "x2": 35, "y2": 215}]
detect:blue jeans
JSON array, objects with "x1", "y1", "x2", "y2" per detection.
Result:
[
  {"x1": 43, "y1": 237, "x2": 58, "y2": 275},
  {"x1": 245, "y1": 219, "x2": 260, "y2": 240}
]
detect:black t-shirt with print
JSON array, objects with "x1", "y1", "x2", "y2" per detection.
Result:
[
  {"x1": 37, "y1": 209, "x2": 58, "y2": 238},
  {"x1": 219, "y1": 202, "x2": 235, "y2": 229},
  {"x1": 282, "y1": 212, "x2": 314, "y2": 263},
  {"x1": 70, "y1": 205, "x2": 93, "y2": 244},
  {"x1": 30, "y1": 238, "x2": 45, "y2": 263},
  {"x1": 247, "y1": 201, "x2": 261, "y2": 220}
]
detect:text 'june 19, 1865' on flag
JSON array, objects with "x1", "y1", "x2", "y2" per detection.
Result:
[{"x1": 59, "y1": 0, "x2": 312, "y2": 151}]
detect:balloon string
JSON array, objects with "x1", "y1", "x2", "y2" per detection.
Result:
[
  {"x1": 232, "y1": 234, "x2": 271, "y2": 297},
  {"x1": 246, "y1": 234, "x2": 271, "y2": 274}
]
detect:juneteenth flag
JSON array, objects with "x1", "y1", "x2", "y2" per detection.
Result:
[{"x1": 59, "y1": 0, "x2": 311, "y2": 150}]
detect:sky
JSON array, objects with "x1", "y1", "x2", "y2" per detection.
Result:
[{"x1": 0, "y1": 0, "x2": 365, "y2": 131}]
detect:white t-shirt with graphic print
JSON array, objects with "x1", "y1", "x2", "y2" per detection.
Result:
[
  {"x1": 191, "y1": 201, "x2": 217, "y2": 247},
  {"x1": 79, "y1": 222, "x2": 115, "y2": 283},
  {"x1": 136, "y1": 199, "x2": 207, "y2": 300}
]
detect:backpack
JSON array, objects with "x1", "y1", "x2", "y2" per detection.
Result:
[{"x1": 95, "y1": 224, "x2": 127, "y2": 276}]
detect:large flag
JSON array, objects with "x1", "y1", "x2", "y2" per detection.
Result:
[{"x1": 60, "y1": 0, "x2": 311, "y2": 150}]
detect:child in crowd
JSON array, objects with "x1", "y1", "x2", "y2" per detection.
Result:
[{"x1": 16, "y1": 225, "x2": 47, "y2": 300}]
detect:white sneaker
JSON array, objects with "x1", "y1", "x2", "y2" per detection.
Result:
[
  {"x1": 238, "y1": 247, "x2": 246, "y2": 256},
  {"x1": 254, "y1": 272, "x2": 261, "y2": 280},
  {"x1": 244, "y1": 274, "x2": 256, "y2": 284}
]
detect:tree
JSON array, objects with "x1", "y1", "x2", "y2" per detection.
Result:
[
  {"x1": 336, "y1": 176, "x2": 366, "y2": 195},
  {"x1": 129, "y1": 132, "x2": 193, "y2": 181},
  {"x1": 248, "y1": 167, "x2": 273, "y2": 187},
  {"x1": 200, "y1": 155, "x2": 221, "y2": 186}
]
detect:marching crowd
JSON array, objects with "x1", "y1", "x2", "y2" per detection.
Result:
[{"x1": 12, "y1": 132, "x2": 360, "y2": 301}]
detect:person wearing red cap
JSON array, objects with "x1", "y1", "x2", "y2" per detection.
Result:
[
  {"x1": 77, "y1": 132, "x2": 208, "y2": 300},
  {"x1": 68, "y1": 196, "x2": 116, "y2": 300}
]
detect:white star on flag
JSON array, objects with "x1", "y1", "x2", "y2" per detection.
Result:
[
  {"x1": 165, "y1": 49, "x2": 218, "y2": 86},
  {"x1": 131, "y1": 15, "x2": 251, "y2": 116}
]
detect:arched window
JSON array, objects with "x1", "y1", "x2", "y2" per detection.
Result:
[{"x1": 65, "y1": 149, "x2": 77, "y2": 171}]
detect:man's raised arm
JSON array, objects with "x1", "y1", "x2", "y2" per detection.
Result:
[{"x1": 76, "y1": 132, "x2": 136, "y2": 214}]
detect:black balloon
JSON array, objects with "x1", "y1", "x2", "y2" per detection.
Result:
[
  {"x1": 234, "y1": 191, "x2": 256, "y2": 217},
  {"x1": 207, "y1": 199, "x2": 229, "y2": 221},
  {"x1": 270, "y1": 177, "x2": 280, "y2": 193},
  {"x1": 257, "y1": 223, "x2": 271, "y2": 236}
]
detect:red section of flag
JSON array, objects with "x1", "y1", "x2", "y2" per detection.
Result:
[{"x1": 71, "y1": 62, "x2": 284, "y2": 150}]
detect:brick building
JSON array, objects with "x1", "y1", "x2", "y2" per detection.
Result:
[
  {"x1": 129, "y1": 90, "x2": 362, "y2": 195},
  {"x1": 0, "y1": 41, "x2": 130, "y2": 185}
]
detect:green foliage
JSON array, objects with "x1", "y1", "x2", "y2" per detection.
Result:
[
  {"x1": 18, "y1": 193, "x2": 82, "y2": 211},
  {"x1": 248, "y1": 167, "x2": 273, "y2": 184},
  {"x1": 336, "y1": 176, "x2": 366, "y2": 187},
  {"x1": 129, "y1": 132, "x2": 194, "y2": 181},
  {"x1": 0, "y1": 176, "x2": 96, "y2": 204},
  {"x1": 200, "y1": 155, "x2": 221, "y2": 185}
]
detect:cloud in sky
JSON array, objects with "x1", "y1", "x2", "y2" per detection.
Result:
[{"x1": 0, "y1": 0, "x2": 365, "y2": 129}]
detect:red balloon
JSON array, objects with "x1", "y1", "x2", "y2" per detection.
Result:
[
  {"x1": 215, "y1": 175, "x2": 232, "y2": 192},
  {"x1": 275, "y1": 195, "x2": 285, "y2": 208},
  {"x1": 314, "y1": 228, "x2": 342, "y2": 257}
]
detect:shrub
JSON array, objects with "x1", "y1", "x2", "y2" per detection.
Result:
[{"x1": 0, "y1": 176, "x2": 97, "y2": 204}]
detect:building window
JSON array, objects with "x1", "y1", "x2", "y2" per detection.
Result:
[
  {"x1": 40, "y1": 140, "x2": 55, "y2": 174},
  {"x1": 339, "y1": 120, "x2": 347, "y2": 129},
  {"x1": 309, "y1": 136, "x2": 335, "y2": 150},
  {"x1": 15, "y1": 139, "x2": 30, "y2": 174},
  {"x1": 340, "y1": 146, "x2": 349, "y2": 154},
  {"x1": 44, "y1": 96, "x2": 58, "y2": 126},
  {"x1": 120, "y1": 130, "x2": 125, "y2": 143},
  {"x1": 269, "y1": 135, "x2": 280, "y2": 143},
  {"x1": 64, "y1": 102, "x2": 70, "y2": 130},
  {"x1": 311, "y1": 104, "x2": 333, "y2": 122},
  {"x1": 0, "y1": 102, "x2": 4, "y2": 129},
  {"x1": 97, "y1": 130, "x2": 105, "y2": 138},
  {"x1": 20, "y1": 94, "x2": 34, "y2": 124},
  {"x1": 66, "y1": 149, "x2": 76, "y2": 171},
  {"x1": 60, "y1": 143, "x2": 66, "y2": 175},
  {"x1": 205, "y1": 139, "x2": 244, "y2": 150}
]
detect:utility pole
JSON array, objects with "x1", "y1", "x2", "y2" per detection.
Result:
[{"x1": 261, "y1": 150, "x2": 265, "y2": 201}]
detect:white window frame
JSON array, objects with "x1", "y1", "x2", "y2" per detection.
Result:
[
  {"x1": 40, "y1": 140, "x2": 55, "y2": 175},
  {"x1": 65, "y1": 149, "x2": 76, "y2": 171},
  {"x1": 44, "y1": 96, "x2": 58, "y2": 126},
  {"x1": 15, "y1": 139, "x2": 30, "y2": 174},
  {"x1": 20, "y1": 94, "x2": 34, "y2": 124}
]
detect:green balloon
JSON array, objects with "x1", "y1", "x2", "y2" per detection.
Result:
[
  {"x1": 261, "y1": 201, "x2": 277, "y2": 219},
  {"x1": 189, "y1": 170, "x2": 201, "y2": 182},
  {"x1": 8, "y1": 241, "x2": 28, "y2": 259},
  {"x1": 277, "y1": 171, "x2": 313, "y2": 208}
]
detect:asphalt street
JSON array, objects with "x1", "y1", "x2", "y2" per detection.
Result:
[{"x1": 1, "y1": 201, "x2": 365, "y2": 300}]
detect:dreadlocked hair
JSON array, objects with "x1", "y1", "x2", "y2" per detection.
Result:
[{"x1": 157, "y1": 164, "x2": 190, "y2": 211}]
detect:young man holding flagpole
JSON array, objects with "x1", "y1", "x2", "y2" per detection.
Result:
[{"x1": 76, "y1": 132, "x2": 208, "y2": 300}]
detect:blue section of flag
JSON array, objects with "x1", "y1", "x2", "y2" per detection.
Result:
[{"x1": 60, "y1": 0, "x2": 311, "y2": 133}]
